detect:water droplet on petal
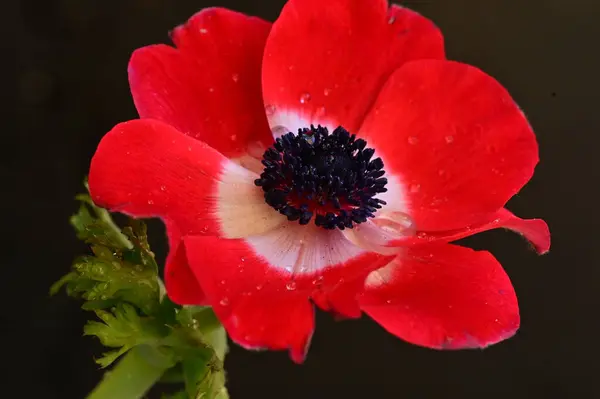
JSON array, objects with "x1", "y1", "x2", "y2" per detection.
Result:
[
  {"x1": 312, "y1": 276, "x2": 324, "y2": 286},
  {"x1": 147, "y1": 199, "x2": 154, "y2": 205},
  {"x1": 208, "y1": 87, "x2": 215, "y2": 93},
  {"x1": 264, "y1": 104, "x2": 276, "y2": 116},
  {"x1": 284, "y1": 265, "x2": 293, "y2": 273},
  {"x1": 445, "y1": 135, "x2": 454, "y2": 143},
  {"x1": 231, "y1": 73, "x2": 239, "y2": 82},
  {"x1": 199, "y1": 28, "x2": 208, "y2": 34},
  {"x1": 323, "y1": 88, "x2": 332, "y2": 96},
  {"x1": 219, "y1": 280, "x2": 226, "y2": 286},
  {"x1": 230, "y1": 134, "x2": 237, "y2": 141},
  {"x1": 407, "y1": 136, "x2": 418, "y2": 145},
  {"x1": 299, "y1": 92, "x2": 311, "y2": 104},
  {"x1": 388, "y1": 16, "x2": 396, "y2": 24},
  {"x1": 286, "y1": 281, "x2": 297, "y2": 291},
  {"x1": 256, "y1": 284, "x2": 263, "y2": 291},
  {"x1": 219, "y1": 298, "x2": 229, "y2": 306},
  {"x1": 240, "y1": 257, "x2": 245, "y2": 262},
  {"x1": 409, "y1": 183, "x2": 420, "y2": 193},
  {"x1": 386, "y1": 299, "x2": 392, "y2": 304},
  {"x1": 160, "y1": 185, "x2": 166, "y2": 191}
]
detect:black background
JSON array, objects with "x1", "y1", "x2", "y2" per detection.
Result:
[{"x1": 8, "y1": 0, "x2": 599, "y2": 398}]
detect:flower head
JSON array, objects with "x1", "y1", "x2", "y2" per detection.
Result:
[{"x1": 89, "y1": 0, "x2": 550, "y2": 363}]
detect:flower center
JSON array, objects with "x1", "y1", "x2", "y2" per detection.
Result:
[{"x1": 254, "y1": 125, "x2": 388, "y2": 230}]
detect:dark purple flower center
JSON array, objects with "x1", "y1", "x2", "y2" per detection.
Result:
[{"x1": 254, "y1": 125, "x2": 388, "y2": 230}]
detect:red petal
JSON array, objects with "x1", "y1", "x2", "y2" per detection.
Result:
[
  {"x1": 128, "y1": 8, "x2": 273, "y2": 158},
  {"x1": 262, "y1": 1, "x2": 444, "y2": 133},
  {"x1": 360, "y1": 244, "x2": 519, "y2": 349},
  {"x1": 359, "y1": 60, "x2": 539, "y2": 231},
  {"x1": 89, "y1": 119, "x2": 282, "y2": 238},
  {"x1": 396, "y1": 208, "x2": 550, "y2": 254},
  {"x1": 163, "y1": 221, "x2": 206, "y2": 305},
  {"x1": 183, "y1": 235, "x2": 315, "y2": 363},
  {"x1": 181, "y1": 230, "x2": 391, "y2": 361}
]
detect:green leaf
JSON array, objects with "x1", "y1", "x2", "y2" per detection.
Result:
[
  {"x1": 53, "y1": 190, "x2": 161, "y2": 315},
  {"x1": 84, "y1": 304, "x2": 166, "y2": 367},
  {"x1": 161, "y1": 391, "x2": 189, "y2": 399},
  {"x1": 70, "y1": 194, "x2": 132, "y2": 250},
  {"x1": 54, "y1": 183, "x2": 231, "y2": 399}
]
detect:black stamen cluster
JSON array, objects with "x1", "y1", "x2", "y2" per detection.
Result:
[{"x1": 254, "y1": 125, "x2": 388, "y2": 230}]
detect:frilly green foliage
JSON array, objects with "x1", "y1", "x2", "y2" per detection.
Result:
[{"x1": 52, "y1": 186, "x2": 228, "y2": 399}]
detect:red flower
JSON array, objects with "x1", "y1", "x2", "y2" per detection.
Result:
[{"x1": 89, "y1": 0, "x2": 550, "y2": 363}]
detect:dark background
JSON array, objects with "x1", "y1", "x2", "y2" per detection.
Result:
[{"x1": 7, "y1": 0, "x2": 599, "y2": 397}]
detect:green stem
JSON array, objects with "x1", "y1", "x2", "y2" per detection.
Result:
[{"x1": 87, "y1": 345, "x2": 173, "y2": 399}]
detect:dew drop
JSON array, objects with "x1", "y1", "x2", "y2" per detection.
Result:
[
  {"x1": 264, "y1": 104, "x2": 276, "y2": 116},
  {"x1": 147, "y1": 199, "x2": 154, "y2": 205},
  {"x1": 388, "y1": 16, "x2": 396, "y2": 24},
  {"x1": 286, "y1": 281, "x2": 297, "y2": 291},
  {"x1": 199, "y1": 28, "x2": 208, "y2": 34},
  {"x1": 417, "y1": 232, "x2": 427, "y2": 238},
  {"x1": 219, "y1": 280, "x2": 226, "y2": 286},
  {"x1": 312, "y1": 276, "x2": 324, "y2": 286},
  {"x1": 445, "y1": 135, "x2": 454, "y2": 144},
  {"x1": 219, "y1": 298, "x2": 229, "y2": 306},
  {"x1": 255, "y1": 284, "x2": 264, "y2": 291},
  {"x1": 240, "y1": 257, "x2": 246, "y2": 262},
  {"x1": 160, "y1": 185, "x2": 166, "y2": 192},
  {"x1": 231, "y1": 73, "x2": 239, "y2": 82},
  {"x1": 284, "y1": 265, "x2": 293, "y2": 273},
  {"x1": 299, "y1": 92, "x2": 311, "y2": 104},
  {"x1": 386, "y1": 299, "x2": 392, "y2": 304},
  {"x1": 208, "y1": 87, "x2": 215, "y2": 93},
  {"x1": 323, "y1": 88, "x2": 332, "y2": 96},
  {"x1": 409, "y1": 183, "x2": 421, "y2": 193},
  {"x1": 407, "y1": 136, "x2": 419, "y2": 145},
  {"x1": 230, "y1": 134, "x2": 237, "y2": 141}
]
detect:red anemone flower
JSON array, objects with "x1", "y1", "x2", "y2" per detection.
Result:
[{"x1": 89, "y1": 0, "x2": 550, "y2": 363}]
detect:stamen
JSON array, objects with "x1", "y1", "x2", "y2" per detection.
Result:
[{"x1": 255, "y1": 125, "x2": 388, "y2": 230}]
